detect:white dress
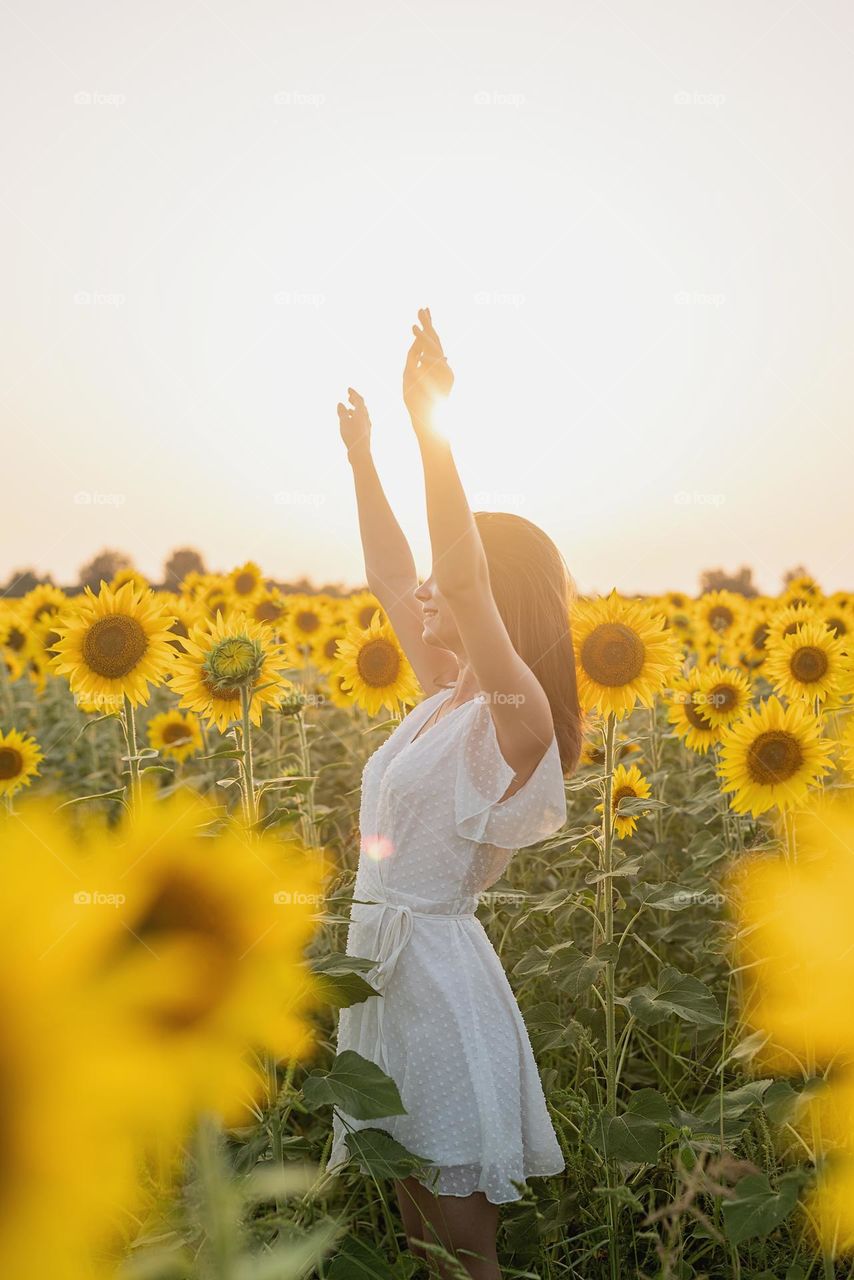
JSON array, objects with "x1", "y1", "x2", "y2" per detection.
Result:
[{"x1": 326, "y1": 688, "x2": 568, "y2": 1204}]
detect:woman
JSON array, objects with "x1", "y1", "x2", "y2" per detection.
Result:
[{"x1": 328, "y1": 309, "x2": 584, "y2": 1278}]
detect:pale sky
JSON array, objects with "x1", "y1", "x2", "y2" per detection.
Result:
[{"x1": 3, "y1": 0, "x2": 853, "y2": 596}]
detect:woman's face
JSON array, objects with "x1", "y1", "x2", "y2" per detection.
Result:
[{"x1": 414, "y1": 574, "x2": 463, "y2": 653}]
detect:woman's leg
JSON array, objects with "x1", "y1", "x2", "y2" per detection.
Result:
[{"x1": 394, "y1": 1176, "x2": 501, "y2": 1279}]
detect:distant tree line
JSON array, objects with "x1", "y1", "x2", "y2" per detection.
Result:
[{"x1": 0, "y1": 550, "x2": 812, "y2": 600}]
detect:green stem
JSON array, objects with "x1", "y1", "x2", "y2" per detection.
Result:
[
  {"x1": 122, "y1": 694, "x2": 142, "y2": 809},
  {"x1": 601, "y1": 711, "x2": 620, "y2": 1280},
  {"x1": 240, "y1": 687, "x2": 258, "y2": 828},
  {"x1": 295, "y1": 705, "x2": 318, "y2": 847}
]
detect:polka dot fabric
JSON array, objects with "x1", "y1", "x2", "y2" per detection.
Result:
[{"x1": 327, "y1": 689, "x2": 567, "y2": 1204}]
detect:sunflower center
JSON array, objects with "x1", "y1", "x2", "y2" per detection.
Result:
[
  {"x1": 707, "y1": 683, "x2": 737, "y2": 713},
  {"x1": 747, "y1": 731, "x2": 804, "y2": 786},
  {"x1": 708, "y1": 605, "x2": 734, "y2": 632},
  {"x1": 255, "y1": 600, "x2": 284, "y2": 623},
  {"x1": 790, "y1": 645, "x2": 829, "y2": 684},
  {"x1": 162, "y1": 721, "x2": 192, "y2": 744},
  {"x1": 751, "y1": 623, "x2": 769, "y2": 651},
  {"x1": 6, "y1": 627, "x2": 25, "y2": 652},
  {"x1": 612, "y1": 786, "x2": 636, "y2": 808},
  {"x1": 580, "y1": 623, "x2": 645, "y2": 687},
  {"x1": 132, "y1": 873, "x2": 238, "y2": 1030},
  {"x1": 233, "y1": 572, "x2": 257, "y2": 596},
  {"x1": 685, "y1": 693, "x2": 713, "y2": 732},
  {"x1": 358, "y1": 605, "x2": 378, "y2": 628},
  {"x1": 204, "y1": 636, "x2": 264, "y2": 691},
  {"x1": 295, "y1": 610, "x2": 320, "y2": 634},
  {"x1": 825, "y1": 616, "x2": 846, "y2": 638},
  {"x1": 324, "y1": 636, "x2": 340, "y2": 660},
  {"x1": 356, "y1": 638, "x2": 401, "y2": 688},
  {"x1": 0, "y1": 748, "x2": 23, "y2": 780},
  {"x1": 82, "y1": 615, "x2": 148, "y2": 678}
]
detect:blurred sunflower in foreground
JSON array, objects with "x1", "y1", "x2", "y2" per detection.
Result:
[
  {"x1": 572, "y1": 589, "x2": 683, "y2": 720},
  {"x1": 0, "y1": 786, "x2": 326, "y2": 1276},
  {"x1": 0, "y1": 728, "x2": 43, "y2": 798},
  {"x1": 732, "y1": 795, "x2": 854, "y2": 1251}
]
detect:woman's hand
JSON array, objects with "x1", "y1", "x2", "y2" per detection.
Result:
[
  {"x1": 403, "y1": 307, "x2": 454, "y2": 428},
  {"x1": 337, "y1": 387, "x2": 372, "y2": 463}
]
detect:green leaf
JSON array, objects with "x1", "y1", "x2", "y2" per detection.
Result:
[
  {"x1": 547, "y1": 944, "x2": 605, "y2": 996},
  {"x1": 344, "y1": 1127, "x2": 433, "y2": 1180},
  {"x1": 588, "y1": 1109, "x2": 662, "y2": 1164},
  {"x1": 524, "y1": 1003, "x2": 582, "y2": 1052},
  {"x1": 695, "y1": 1080, "x2": 773, "y2": 1126},
  {"x1": 311, "y1": 953, "x2": 379, "y2": 1008},
  {"x1": 326, "y1": 1236, "x2": 396, "y2": 1280},
  {"x1": 627, "y1": 1089, "x2": 673, "y2": 1124},
  {"x1": 722, "y1": 1170, "x2": 804, "y2": 1245},
  {"x1": 624, "y1": 966, "x2": 722, "y2": 1028},
  {"x1": 302, "y1": 1051, "x2": 406, "y2": 1120}
]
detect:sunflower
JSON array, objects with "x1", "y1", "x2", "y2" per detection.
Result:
[
  {"x1": 819, "y1": 599, "x2": 852, "y2": 642},
  {"x1": 666, "y1": 668, "x2": 722, "y2": 754},
  {"x1": 347, "y1": 589, "x2": 386, "y2": 632},
  {"x1": 323, "y1": 670, "x2": 358, "y2": 709},
  {"x1": 333, "y1": 611, "x2": 420, "y2": 716},
  {"x1": 716, "y1": 695, "x2": 833, "y2": 816},
  {"x1": 596, "y1": 762, "x2": 652, "y2": 838},
  {"x1": 2, "y1": 649, "x2": 23, "y2": 683},
  {"x1": 733, "y1": 612, "x2": 772, "y2": 671},
  {"x1": 250, "y1": 588, "x2": 288, "y2": 631},
  {"x1": 572, "y1": 590, "x2": 683, "y2": 719},
  {"x1": 765, "y1": 620, "x2": 851, "y2": 705},
  {"x1": 693, "y1": 589, "x2": 744, "y2": 637},
  {"x1": 782, "y1": 573, "x2": 822, "y2": 608},
  {"x1": 169, "y1": 611, "x2": 292, "y2": 732},
  {"x1": 147, "y1": 710, "x2": 203, "y2": 762},
  {"x1": 311, "y1": 622, "x2": 348, "y2": 674},
  {"x1": 19, "y1": 582, "x2": 68, "y2": 628},
  {"x1": 766, "y1": 601, "x2": 817, "y2": 645},
  {"x1": 226, "y1": 560, "x2": 266, "y2": 606},
  {"x1": 50, "y1": 581, "x2": 177, "y2": 710},
  {"x1": 62, "y1": 786, "x2": 325, "y2": 1129},
  {"x1": 284, "y1": 592, "x2": 332, "y2": 653},
  {"x1": 697, "y1": 662, "x2": 753, "y2": 727},
  {"x1": 0, "y1": 609, "x2": 28, "y2": 657},
  {"x1": 110, "y1": 568, "x2": 149, "y2": 594},
  {"x1": 0, "y1": 729, "x2": 43, "y2": 798}
]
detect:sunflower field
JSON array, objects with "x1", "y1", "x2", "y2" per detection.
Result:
[{"x1": 2, "y1": 565, "x2": 854, "y2": 1280}]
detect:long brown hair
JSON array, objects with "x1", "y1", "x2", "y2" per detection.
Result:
[{"x1": 473, "y1": 511, "x2": 584, "y2": 776}]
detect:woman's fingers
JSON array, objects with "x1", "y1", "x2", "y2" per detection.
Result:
[{"x1": 348, "y1": 387, "x2": 365, "y2": 409}]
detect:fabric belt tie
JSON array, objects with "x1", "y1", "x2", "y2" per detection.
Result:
[{"x1": 356, "y1": 897, "x2": 476, "y2": 1074}]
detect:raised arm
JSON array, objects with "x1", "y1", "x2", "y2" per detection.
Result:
[
  {"x1": 337, "y1": 388, "x2": 457, "y2": 692},
  {"x1": 403, "y1": 309, "x2": 555, "y2": 778}
]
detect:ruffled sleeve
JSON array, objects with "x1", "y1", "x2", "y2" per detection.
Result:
[{"x1": 453, "y1": 697, "x2": 568, "y2": 849}]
